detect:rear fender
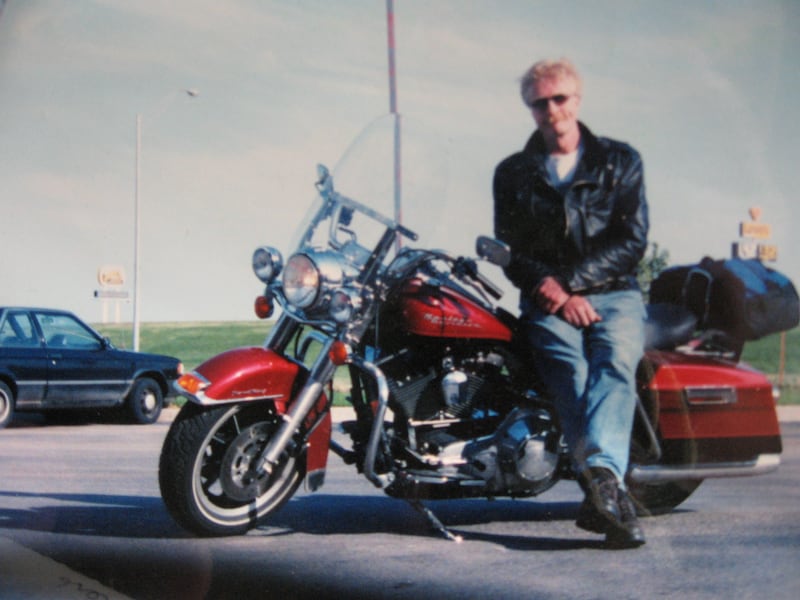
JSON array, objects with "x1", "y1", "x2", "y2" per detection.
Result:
[{"x1": 175, "y1": 346, "x2": 332, "y2": 485}]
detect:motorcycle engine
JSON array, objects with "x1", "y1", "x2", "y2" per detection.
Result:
[
  {"x1": 383, "y1": 349, "x2": 561, "y2": 496},
  {"x1": 433, "y1": 407, "x2": 561, "y2": 495}
]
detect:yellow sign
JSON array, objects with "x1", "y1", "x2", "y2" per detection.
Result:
[
  {"x1": 97, "y1": 265, "x2": 126, "y2": 287},
  {"x1": 758, "y1": 244, "x2": 778, "y2": 261},
  {"x1": 740, "y1": 222, "x2": 772, "y2": 239}
]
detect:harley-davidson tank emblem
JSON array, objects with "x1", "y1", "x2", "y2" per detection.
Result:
[{"x1": 422, "y1": 313, "x2": 480, "y2": 328}]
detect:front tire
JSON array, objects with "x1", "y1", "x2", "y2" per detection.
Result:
[{"x1": 158, "y1": 403, "x2": 304, "y2": 536}]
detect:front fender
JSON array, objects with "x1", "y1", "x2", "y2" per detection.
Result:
[
  {"x1": 181, "y1": 346, "x2": 300, "y2": 410},
  {"x1": 176, "y1": 346, "x2": 332, "y2": 484}
]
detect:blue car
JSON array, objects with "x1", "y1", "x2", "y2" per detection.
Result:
[{"x1": 0, "y1": 307, "x2": 183, "y2": 428}]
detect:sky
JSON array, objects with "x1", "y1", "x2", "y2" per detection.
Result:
[{"x1": 1, "y1": 0, "x2": 798, "y2": 328}]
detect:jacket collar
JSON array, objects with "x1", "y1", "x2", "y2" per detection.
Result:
[{"x1": 522, "y1": 121, "x2": 608, "y2": 174}]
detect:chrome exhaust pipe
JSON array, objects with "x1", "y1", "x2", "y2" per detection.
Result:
[{"x1": 629, "y1": 454, "x2": 780, "y2": 483}]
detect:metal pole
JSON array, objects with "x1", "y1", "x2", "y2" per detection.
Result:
[
  {"x1": 386, "y1": 0, "x2": 398, "y2": 116},
  {"x1": 386, "y1": 0, "x2": 402, "y2": 250},
  {"x1": 132, "y1": 114, "x2": 142, "y2": 351},
  {"x1": 131, "y1": 90, "x2": 197, "y2": 351}
]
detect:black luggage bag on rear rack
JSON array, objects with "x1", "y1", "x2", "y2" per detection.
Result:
[{"x1": 650, "y1": 256, "x2": 800, "y2": 342}]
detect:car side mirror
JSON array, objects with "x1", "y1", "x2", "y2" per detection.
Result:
[{"x1": 476, "y1": 236, "x2": 511, "y2": 268}]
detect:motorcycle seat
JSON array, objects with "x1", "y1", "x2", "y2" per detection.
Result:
[{"x1": 644, "y1": 303, "x2": 698, "y2": 350}]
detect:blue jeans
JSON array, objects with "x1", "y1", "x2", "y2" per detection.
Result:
[{"x1": 522, "y1": 290, "x2": 645, "y2": 485}]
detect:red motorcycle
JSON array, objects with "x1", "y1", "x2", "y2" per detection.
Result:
[{"x1": 158, "y1": 117, "x2": 788, "y2": 539}]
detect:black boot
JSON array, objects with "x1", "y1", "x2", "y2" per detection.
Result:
[
  {"x1": 575, "y1": 495, "x2": 608, "y2": 534},
  {"x1": 577, "y1": 467, "x2": 621, "y2": 532},
  {"x1": 605, "y1": 489, "x2": 646, "y2": 549}
]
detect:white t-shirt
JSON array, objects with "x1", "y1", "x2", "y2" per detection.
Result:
[{"x1": 546, "y1": 145, "x2": 583, "y2": 190}]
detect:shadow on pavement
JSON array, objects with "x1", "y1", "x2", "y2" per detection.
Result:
[
  {"x1": 0, "y1": 488, "x2": 585, "y2": 544},
  {"x1": 0, "y1": 490, "x2": 187, "y2": 538}
]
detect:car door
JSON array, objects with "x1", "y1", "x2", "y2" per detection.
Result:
[
  {"x1": 34, "y1": 311, "x2": 130, "y2": 407},
  {"x1": 0, "y1": 309, "x2": 48, "y2": 408}
]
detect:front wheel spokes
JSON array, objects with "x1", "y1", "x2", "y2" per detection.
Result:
[
  {"x1": 199, "y1": 411, "x2": 251, "y2": 504},
  {"x1": 200, "y1": 407, "x2": 289, "y2": 506},
  {"x1": 220, "y1": 422, "x2": 275, "y2": 502}
]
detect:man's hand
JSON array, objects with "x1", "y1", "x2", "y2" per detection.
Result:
[
  {"x1": 559, "y1": 295, "x2": 602, "y2": 328},
  {"x1": 534, "y1": 276, "x2": 570, "y2": 314}
]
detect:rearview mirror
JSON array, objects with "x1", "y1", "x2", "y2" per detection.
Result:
[{"x1": 476, "y1": 236, "x2": 511, "y2": 268}]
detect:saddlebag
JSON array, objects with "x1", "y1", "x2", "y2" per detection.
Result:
[
  {"x1": 650, "y1": 257, "x2": 799, "y2": 341},
  {"x1": 644, "y1": 351, "x2": 783, "y2": 463}
]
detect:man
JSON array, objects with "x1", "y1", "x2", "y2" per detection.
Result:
[{"x1": 493, "y1": 58, "x2": 648, "y2": 548}]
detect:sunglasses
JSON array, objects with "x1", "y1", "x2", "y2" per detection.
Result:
[{"x1": 530, "y1": 94, "x2": 574, "y2": 111}]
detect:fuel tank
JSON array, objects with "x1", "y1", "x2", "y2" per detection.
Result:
[{"x1": 399, "y1": 278, "x2": 512, "y2": 342}]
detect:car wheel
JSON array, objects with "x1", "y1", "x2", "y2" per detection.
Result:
[
  {"x1": 0, "y1": 382, "x2": 14, "y2": 429},
  {"x1": 127, "y1": 377, "x2": 163, "y2": 425}
]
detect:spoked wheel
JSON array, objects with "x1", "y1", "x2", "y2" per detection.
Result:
[{"x1": 159, "y1": 403, "x2": 304, "y2": 536}]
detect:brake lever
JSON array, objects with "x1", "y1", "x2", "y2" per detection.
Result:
[{"x1": 454, "y1": 257, "x2": 503, "y2": 300}]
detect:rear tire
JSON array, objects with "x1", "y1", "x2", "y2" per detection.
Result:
[
  {"x1": 158, "y1": 403, "x2": 304, "y2": 536},
  {"x1": 627, "y1": 477, "x2": 703, "y2": 516},
  {"x1": 628, "y1": 363, "x2": 704, "y2": 515},
  {"x1": 0, "y1": 382, "x2": 14, "y2": 429},
  {"x1": 627, "y1": 426, "x2": 704, "y2": 515}
]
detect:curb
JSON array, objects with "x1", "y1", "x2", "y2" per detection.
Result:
[
  {"x1": 0, "y1": 536, "x2": 133, "y2": 600},
  {"x1": 777, "y1": 405, "x2": 800, "y2": 423}
]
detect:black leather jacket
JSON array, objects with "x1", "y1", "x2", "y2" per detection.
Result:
[{"x1": 493, "y1": 122, "x2": 649, "y2": 303}]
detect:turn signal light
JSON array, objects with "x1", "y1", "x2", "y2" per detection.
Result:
[
  {"x1": 329, "y1": 340, "x2": 351, "y2": 366},
  {"x1": 177, "y1": 373, "x2": 209, "y2": 395},
  {"x1": 254, "y1": 295, "x2": 274, "y2": 319}
]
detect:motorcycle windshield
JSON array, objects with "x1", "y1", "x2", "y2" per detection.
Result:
[{"x1": 290, "y1": 113, "x2": 451, "y2": 265}]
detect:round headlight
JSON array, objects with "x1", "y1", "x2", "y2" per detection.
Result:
[
  {"x1": 283, "y1": 254, "x2": 320, "y2": 308},
  {"x1": 329, "y1": 289, "x2": 358, "y2": 323},
  {"x1": 252, "y1": 246, "x2": 283, "y2": 283}
]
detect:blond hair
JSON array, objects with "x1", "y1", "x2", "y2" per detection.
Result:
[{"x1": 520, "y1": 58, "x2": 582, "y2": 107}]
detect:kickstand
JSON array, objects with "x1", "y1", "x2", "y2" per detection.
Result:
[{"x1": 408, "y1": 499, "x2": 463, "y2": 543}]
